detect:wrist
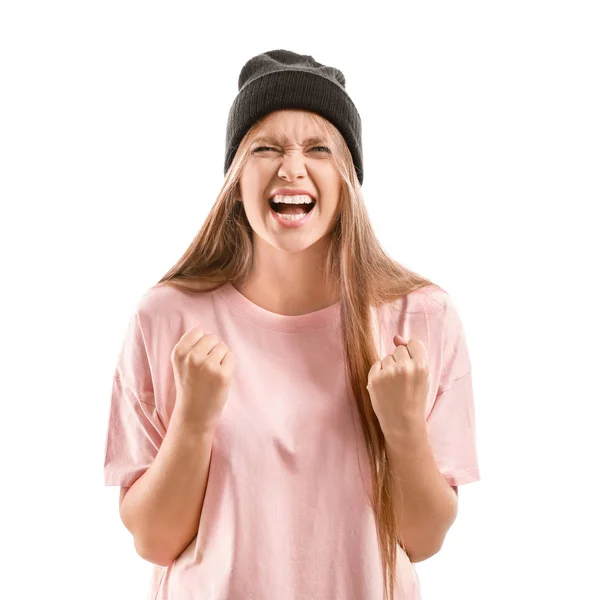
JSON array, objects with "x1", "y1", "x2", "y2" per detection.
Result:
[
  {"x1": 383, "y1": 417, "x2": 427, "y2": 445},
  {"x1": 169, "y1": 408, "x2": 217, "y2": 440}
]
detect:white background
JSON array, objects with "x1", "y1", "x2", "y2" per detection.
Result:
[{"x1": 1, "y1": 1, "x2": 589, "y2": 599}]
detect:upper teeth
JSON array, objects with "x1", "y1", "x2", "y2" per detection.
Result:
[{"x1": 271, "y1": 194, "x2": 314, "y2": 205}]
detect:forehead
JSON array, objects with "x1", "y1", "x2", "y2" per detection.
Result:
[{"x1": 253, "y1": 110, "x2": 326, "y2": 145}]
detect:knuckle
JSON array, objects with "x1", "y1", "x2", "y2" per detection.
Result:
[
  {"x1": 202, "y1": 357, "x2": 218, "y2": 372},
  {"x1": 189, "y1": 350, "x2": 203, "y2": 365},
  {"x1": 418, "y1": 361, "x2": 429, "y2": 372},
  {"x1": 219, "y1": 367, "x2": 232, "y2": 382}
]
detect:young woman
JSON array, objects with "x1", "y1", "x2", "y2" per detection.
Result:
[{"x1": 103, "y1": 49, "x2": 480, "y2": 600}]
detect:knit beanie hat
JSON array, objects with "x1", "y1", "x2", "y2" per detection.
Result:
[{"x1": 224, "y1": 49, "x2": 364, "y2": 186}]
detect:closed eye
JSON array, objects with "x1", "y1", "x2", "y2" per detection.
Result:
[{"x1": 253, "y1": 146, "x2": 331, "y2": 154}]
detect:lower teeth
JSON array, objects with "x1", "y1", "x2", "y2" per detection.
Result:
[{"x1": 275, "y1": 210, "x2": 310, "y2": 221}]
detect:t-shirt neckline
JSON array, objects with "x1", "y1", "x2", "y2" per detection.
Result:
[{"x1": 215, "y1": 281, "x2": 341, "y2": 331}]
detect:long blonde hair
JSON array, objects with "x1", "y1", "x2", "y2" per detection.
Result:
[{"x1": 156, "y1": 111, "x2": 439, "y2": 599}]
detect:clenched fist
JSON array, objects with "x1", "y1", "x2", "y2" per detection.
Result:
[{"x1": 170, "y1": 326, "x2": 236, "y2": 434}]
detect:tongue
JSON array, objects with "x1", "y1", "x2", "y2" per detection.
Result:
[{"x1": 275, "y1": 204, "x2": 307, "y2": 215}]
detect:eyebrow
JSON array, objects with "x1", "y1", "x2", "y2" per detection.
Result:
[{"x1": 250, "y1": 135, "x2": 327, "y2": 146}]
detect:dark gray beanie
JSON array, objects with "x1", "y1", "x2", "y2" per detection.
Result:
[{"x1": 224, "y1": 49, "x2": 364, "y2": 186}]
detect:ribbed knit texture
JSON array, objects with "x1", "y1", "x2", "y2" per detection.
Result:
[{"x1": 224, "y1": 49, "x2": 364, "y2": 186}]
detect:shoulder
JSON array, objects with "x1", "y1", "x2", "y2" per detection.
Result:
[
  {"x1": 375, "y1": 284, "x2": 463, "y2": 352},
  {"x1": 135, "y1": 283, "x2": 190, "y2": 315},
  {"x1": 131, "y1": 283, "x2": 207, "y2": 333},
  {"x1": 410, "y1": 283, "x2": 451, "y2": 313},
  {"x1": 382, "y1": 283, "x2": 451, "y2": 317}
]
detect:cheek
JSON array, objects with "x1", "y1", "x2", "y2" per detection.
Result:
[
  {"x1": 239, "y1": 161, "x2": 269, "y2": 189},
  {"x1": 321, "y1": 186, "x2": 342, "y2": 213}
]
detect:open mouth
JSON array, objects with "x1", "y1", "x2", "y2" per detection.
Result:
[{"x1": 268, "y1": 197, "x2": 317, "y2": 215}]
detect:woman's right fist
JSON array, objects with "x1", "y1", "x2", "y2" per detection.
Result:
[{"x1": 170, "y1": 326, "x2": 236, "y2": 433}]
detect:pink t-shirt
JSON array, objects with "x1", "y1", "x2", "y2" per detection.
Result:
[{"x1": 103, "y1": 281, "x2": 480, "y2": 600}]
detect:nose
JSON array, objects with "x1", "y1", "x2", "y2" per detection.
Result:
[{"x1": 277, "y1": 151, "x2": 307, "y2": 180}]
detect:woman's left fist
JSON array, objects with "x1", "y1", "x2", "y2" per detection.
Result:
[{"x1": 366, "y1": 334, "x2": 430, "y2": 436}]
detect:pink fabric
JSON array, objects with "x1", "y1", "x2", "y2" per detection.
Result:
[{"x1": 104, "y1": 282, "x2": 480, "y2": 600}]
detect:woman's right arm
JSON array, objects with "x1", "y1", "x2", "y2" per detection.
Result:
[{"x1": 119, "y1": 412, "x2": 215, "y2": 567}]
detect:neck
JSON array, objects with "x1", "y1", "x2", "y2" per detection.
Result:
[{"x1": 235, "y1": 238, "x2": 339, "y2": 316}]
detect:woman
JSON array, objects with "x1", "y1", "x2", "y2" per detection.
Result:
[{"x1": 103, "y1": 49, "x2": 481, "y2": 600}]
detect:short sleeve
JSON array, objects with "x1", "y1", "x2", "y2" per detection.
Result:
[
  {"x1": 426, "y1": 296, "x2": 481, "y2": 487},
  {"x1": 103, "y1": 309, "x2": 166, "y2": 487}
]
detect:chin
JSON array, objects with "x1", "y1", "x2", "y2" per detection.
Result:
[
  {"x1": 272, "y1": 239, "x2": 318, "y2": 253},
  {"x1": 256, "y1": 231, "x2": 316, "y2": 252}
]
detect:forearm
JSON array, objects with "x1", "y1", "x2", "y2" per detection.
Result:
[
  {"x1": 120, "y1": 411, "x2": 214, "y2": 566},
  {"x1": 385, "y1": 421, "x2": 458, "y2": 562}
]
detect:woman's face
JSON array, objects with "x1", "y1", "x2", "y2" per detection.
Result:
[{"x1": 238, "y1": 110, "x2": 342, "y2": 254}]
